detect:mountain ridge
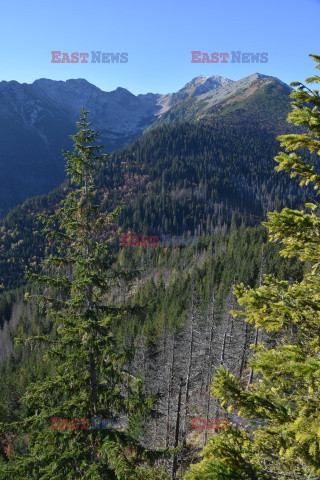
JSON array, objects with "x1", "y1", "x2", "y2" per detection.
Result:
[{"x1": 0, "y1": 73, "x2": 291, "y2": 216}]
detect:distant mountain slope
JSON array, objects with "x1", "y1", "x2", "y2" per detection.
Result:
[
  {"x1": 148, "y1": 74, "x2": 293, "y2": 133},
  {"x1": 0, "y1": 117, "x2": 311, "y2": 291},
  {"x1": 0, "y1": 80, "x2": 74, "y2": 216},
  {"x1": 0, "y1": 75, "x2": 231, "y2": 216},
  {"x1": 155, "y1": 75, "x2": 233, "y2": 115}
]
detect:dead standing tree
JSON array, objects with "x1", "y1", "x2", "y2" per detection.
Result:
[{"x1": 203, "y1": 291, "x2": 216, "y2": 447}]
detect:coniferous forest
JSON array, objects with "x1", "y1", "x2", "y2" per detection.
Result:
[{"x1": 0, "y1": 53, "x2": 320, "y2": 479}]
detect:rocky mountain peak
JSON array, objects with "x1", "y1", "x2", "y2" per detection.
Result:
[{"x1": 180, "y1": 75, "x2": 233, "y2": 97}]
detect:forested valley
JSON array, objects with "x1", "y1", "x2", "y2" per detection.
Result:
[{"x1": 0, "y1": 55, "x2": 320, "y2": 479}]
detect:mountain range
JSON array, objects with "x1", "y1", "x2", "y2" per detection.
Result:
[{"x1": 0, "y1": 72, "x2": 292, "y2": 216}]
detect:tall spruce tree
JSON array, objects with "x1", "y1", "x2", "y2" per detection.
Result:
[
  {"x1": 185, "y1": 54, "x2": 320, "y2": 480},
  {"x1": 2, "y1": 109, "x2": 167, "y2": 480}
]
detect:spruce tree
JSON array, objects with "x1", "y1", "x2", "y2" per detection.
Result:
[
  {"x1": 185, "y1": 54, "x2": 320, "y2": 479},
  {"x1": 3, "y1": 109, "x2": 167, "y2": 480}
]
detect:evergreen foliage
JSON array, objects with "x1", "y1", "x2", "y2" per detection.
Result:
[
  {"x1": 0, "y1": 115, "x2": 312, "y2": 291},
  {"x1": 0, "y1": 109, "x2": 167, "y2": 479},
  {"x1": 185, "y1": 54, "x2": 320, "y2": 480}
]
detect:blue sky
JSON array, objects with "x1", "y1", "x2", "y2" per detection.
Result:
[{"x1": 2, "y1": 0, "x2": 320, "y2": 95}]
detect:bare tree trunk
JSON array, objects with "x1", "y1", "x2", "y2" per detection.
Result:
[
  {"x1": 172, "y1": 379, "x2": 183, "y2": 480},
  {"x1": 211, "y1": 327, "x2": 228, "y2": 435},
  {"x1": 165, "y1": 329, "x2": 176, "y2": 448},
  {"x1": 203, "y1": 292, "x2": 215, "y2": 447},
  {"x1": 239, "y1": 322, "x2": 249, "y2": 378},
  {"x1": 181, "y1": 277, "x2": 196, "y2": 454},
  {"x1": 220, "y1": 331, "x2": 227, "y2": 367},
  {"x1": 247, "y1": 328, "x2": 258, "y2": 389}
]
